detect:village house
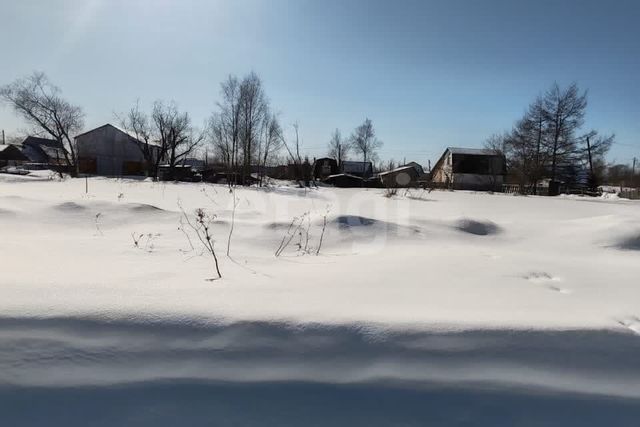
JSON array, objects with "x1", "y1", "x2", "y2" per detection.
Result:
[
  {"x1": 0, "y1": 144, "x2": 29, "y2": 168},
  {"x1": 74, "y1": 124, "x2": 161, "y2": 176},
  {"x1": 20, "y1": 136, "x2": 68, "y2": 167},
  {"x1": 312, "y1": 157, "x2": 339, "y2": 180},
  {"x1": 431, "y1": 147, "x2": 506, "y2": 191}
]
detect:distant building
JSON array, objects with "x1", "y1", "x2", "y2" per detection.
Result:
[
  {"x1": 341, "y1": 160, "x2": 373, "y2": 178},
  {"x1": 158, "y1": 164, "x2": 201, "y2": 182},
  {"x1": 20, "y1": 136, "x2": 68, "y2": 166},
  {"x1": 431, "y1": 147, "x2": 506, "y2": 191},
  {"x1": 403, "y1": 161, "x2": 425, "y2": 176},
  {"x1": 312, "y1": 157, "x2": 339, "y2": 180},
  {"x1": 0, "y1": 144, "x2": 29, "y2": 167},
  {"x1": 75, "y1": 124, "x2": 162, "y2": 176},
  {"x1": 181, "y1": 157, "x2": 206, "y2": 171},
  {"x1": 379, "y1": 165, "x2": 422, "y2": 188}
]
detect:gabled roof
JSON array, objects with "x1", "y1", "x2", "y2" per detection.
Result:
[
  {"x1": 448, "y1": 147, "x2": 502, "y2": 156},
  {"x1": 0, "y1": 144, "x2": 29, "y2": 161},
  {"x1": 75, "y1": 123, "x2": 138, "y2": 141},
  {"x1": 76, "y1": 123, "x2": 164, "y2": 148},
  {"x1": 22, "y1": 136, "x2": 61, "y2": 148},
  {"x1": 20, "y1": 136, "x2": 67, "y2": 163},
  {"x1": 341, "y1": 160, "x2": 373, "y2": 174},
  {"x1": 378, "y1": 165, "x2": 417, "y2": 177}
]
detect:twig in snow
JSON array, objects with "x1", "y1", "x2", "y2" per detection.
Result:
[
  {"x1": 179, "y1": 203, "x2": 222, "y2": 280},
  {"x1": 227, "y1": 187, "x2": 239, "y2": 257},
  {"x1": 316, "y1": 206, "x2": 330, "y2": 256},
  {"x1": 95, "y1": 213, "x2": 103, "y2": 236},
  {"x1": 132, "y1": 232, "x2": 142, "y2": 248},
  {"x1": 178, "y1": 216, "x2": 195, "y2": 251}
]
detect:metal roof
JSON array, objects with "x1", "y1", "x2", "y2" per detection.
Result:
[
  {"x1": 378, "y1": 165, "x2": 416, "y2": 176},
  {"x1": 448, "y1": 147, "x2": 502, "y2": 156}
]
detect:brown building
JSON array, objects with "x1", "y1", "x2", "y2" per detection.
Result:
[{"x1": 431, "y1": 147, "x2": 506, "y2": 191}]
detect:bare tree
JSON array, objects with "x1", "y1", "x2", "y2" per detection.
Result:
[
  {"x1": 217, "y1": 75, "x2": 242, "y2": 186},
  {"x1": 281, "y1": 121, "x2": 310, "y2": 185},
  {"x1": 152, "y1": 101, "x2": 203, "y2": 181},
  {"x1": 350, "y1": 118, "x2": 382, "y2": 178},
  {"x1": 581, "y1": 130, "x2": 614, "y2": 190},
  {"x1": 118, "y1": 100, "x2": 159, "y2": 178},
  {"x1": 327, "y1": 128, "x2": 350, "y2": 167},
  {"x1": 239, "y1": 72, "x2": 268, "y2": 183},
  {"x1": 257, "y1": 111, "x2": 282, "y2": 185},
  {"x1": 543, "y1": 83, "x2": 588, "y2": 184},
  {"x1": 0, "y1": 72, "x2": 84, "y2": 175},
  {"x1": 210, "y1": 73, "x2": 272, "y2": 187}
]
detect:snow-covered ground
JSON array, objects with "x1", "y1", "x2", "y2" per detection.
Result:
[{"x1": 1, "y1": 173, "x2": 639, "y2": 425}]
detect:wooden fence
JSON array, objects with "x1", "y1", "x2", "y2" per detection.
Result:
[{"x1": 620, "y1": 188, "x2": 640, "y2": 200}]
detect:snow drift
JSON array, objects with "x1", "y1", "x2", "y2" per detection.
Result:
[{"x1": 1, "y1": 174, "x2": 640, "y2": 425}]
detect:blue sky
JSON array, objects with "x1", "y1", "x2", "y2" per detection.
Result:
[{"x1": 1, "y1": 0, "x2": 638, "y2": 165}]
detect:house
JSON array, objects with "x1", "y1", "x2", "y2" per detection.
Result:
[
  {"x1": 341, "y1": 160, "x2": 373, "y2": 178},
  {"x1": 20, "y1": 136, "x2": 68, "y2": 166},
  {"x1": 0, "y1": 144, "x2": 29, "y2": 167},
  {"x1": 74, "y1": 124, "x2": 162, "y2": 176},
  {"x1": 431, "y1": 147, "x2": 506, "y2": 191},
  {"x1": 379, "y1": 164, "x2": 422, "y2": 188},
  {"x1": 312, "y1": 157, "x2": 339, "y2": 180}
]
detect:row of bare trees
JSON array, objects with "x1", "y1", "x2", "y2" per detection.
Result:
[
  {"x1": 209, "y1": 72, "x2": 284, "y2": 186},
  {"x1": 486, "y1": 82, "x2": 614, "y2": 192},
  {"x1": 1, "y1": 71, "x2": 386, "y2": 184},
  {"x1": 119, "y1": 100, "x2": 204, "y2": 180}
]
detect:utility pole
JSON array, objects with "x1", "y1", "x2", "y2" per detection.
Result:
[
  {"x1": 633, "y1": 157, "x2": 637, "y2": 188},
  {"x1": 1, "y1": 129, "x2": 5, "y2": 145}
]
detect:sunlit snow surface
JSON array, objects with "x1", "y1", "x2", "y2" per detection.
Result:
[{"x1": 1, "y1": 173, "x2": 639, "y2": 426}]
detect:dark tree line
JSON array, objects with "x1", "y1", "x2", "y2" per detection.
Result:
[{"x1": 486, "y1": 83, "x2": 614, "y2": 192}]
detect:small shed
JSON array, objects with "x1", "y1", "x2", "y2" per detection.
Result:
[
  {"x1": 0, "y1": 144, "x2": 29, "y2": 167},
  {"x1": 158, "y1": 165, "x2": 201, "y2": 182},
  {"x1": 379, "y1": 165, "x2": 421, "y2": 188},
  {"x1": 312, "y1": 157, "x2": 339, "y2": 180}
]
